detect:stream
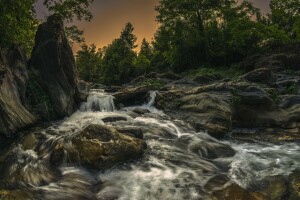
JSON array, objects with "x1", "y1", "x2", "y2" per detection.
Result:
[{"x1": 0, "y1": 90, "x2": 299, "y2": 200}]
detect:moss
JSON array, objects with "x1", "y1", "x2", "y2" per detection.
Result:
[
  {"x1": 287, "y1": 83, "x2": 298, "y2": 95},
  {"x1": 182, "y1": 65, "x2": 245, "y2": 79},
  {"x1": 140, "y1": 79, "x2": 166, "y2": 90}
]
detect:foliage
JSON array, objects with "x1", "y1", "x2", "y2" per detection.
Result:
[
  {"x1": 76, "y1": 23, "x2": 138, "y2": 85},
  {"x1": 43, "y1": 0, "x2": 94, "y2": 22},
  {"x1": 76, "y1": 43, "x2": 102, "y2": 82},
  {"x1": 133, "y1": 39, "x2": 153, "y2": 74},
  {"x1": 0, "y1": 0, "x2": 39, "y2": 54},
  {"x1": 139, "y1": 79, "x2": 166, "y2": 90},
  {"x1": 182, "y1": 65, "x2": 244, "y2": 79},
  {"x1": 269, "y1": 0, "x2": 300, "y2": 37},
  {"x1": 150, "y1": 0, "x2": 296, "y2": 73},
  {"x1": 43, "y1": 0, "x2": 94, "y2": 45}
]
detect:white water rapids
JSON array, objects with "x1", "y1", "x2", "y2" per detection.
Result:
[{"x1": 1, "y1": 90, "x2": 299, "y2": 199}]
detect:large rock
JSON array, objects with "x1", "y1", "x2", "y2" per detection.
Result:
[
  {"x1": 156, "y1": 88, "x2": 232, "y2": 138},
  {"x1": 29, "y1": 15, "x2": 80, "y2": 118},
  {"x1": 51, "y1": 124, "x2": 147, "y2": 170},
  {"x1": 113, "y1": 85, "x2": 154, "y2": 106},
  {"x1": 240, "y1": 68, "x2": 275, "y2": 85},
  {"x1": 0, "y1": 45, "x2": 36, "y2": 136}
]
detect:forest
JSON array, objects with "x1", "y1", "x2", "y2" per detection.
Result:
[{"x1": 1, "y1": 0, "x2": 299, "y2": 85}]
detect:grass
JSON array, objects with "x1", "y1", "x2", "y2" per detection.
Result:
[{"x1": 182, "y1": 65, "x2": 245, "y2": 79}]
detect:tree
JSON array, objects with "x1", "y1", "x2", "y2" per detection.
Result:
[
  {"x1": 133, "y1": 38, "x2": 153, "y2": 74},
  {"x1": 270, "y1": 0, "x2": 300, "y2": 36},
  {"x1": 120, "y1": 22, "x2": 138, "y2": 49},
  {"x1": 101, "y1": 23, "x2": 138, "y2": 85},
  {"x1": 0, "y1": 0, "x2": 39, "y2": 54},
  {"x1": 76, "y1": 43, "x2": 102, "y2": 82},
  {"x1": 44, "y1": 0, "x2": 95, "y2": 45},
  {"x1": 140, "y1": 38, "x2": 153, "y2": 59}
]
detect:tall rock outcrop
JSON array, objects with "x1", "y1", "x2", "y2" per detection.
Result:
[
  {"x1": 0, "y1": 45, "x2": 36, "y2": 136},
  {"x1": 29, "y1": 15, "x2": 80, "y2": 118}
]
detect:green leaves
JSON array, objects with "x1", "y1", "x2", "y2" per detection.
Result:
[
  {"x1": 43, "y1": 0, "x2": 94, "y2": 22},
  {"x1": 0, "y1": 0, "x2": 39, "y2": 54}
]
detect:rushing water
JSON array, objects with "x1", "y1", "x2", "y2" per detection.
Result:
[{"x1": 0, "y1": 90, "x2": 299, "y2": 199}]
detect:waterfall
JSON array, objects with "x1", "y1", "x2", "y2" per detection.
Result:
[
  {"x1": 80, "y1": 89, "x2": 115, "y2": 112},
  {"x1": 146, "y1": 91, "x2": 157, "y2": 107}
]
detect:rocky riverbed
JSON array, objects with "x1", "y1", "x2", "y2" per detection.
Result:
[{"x1": 0, "y1": 89, "x2": 299, "y2": 200}]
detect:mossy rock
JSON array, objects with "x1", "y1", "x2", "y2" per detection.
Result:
[{"x1": 51, "y1": 124, "x2": 147, "y2": 170}]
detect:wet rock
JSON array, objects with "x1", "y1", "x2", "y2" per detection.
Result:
[
  {"x1": 288, "y1": 170, "x2": 300, "y2": 200},
  {"x1": 102, "y1": 116, "x2": 127, "y2": 123},
  {"x1": 0, "y1": 45, "x2": 36, "y2": 136},
  {"x1": 113, "y1": 85, "x2": 154, "y2": 106},
  {"x1": 156, "y1": 90, "x2": 232, "y2": 138},
  {"x1": 29, "y1": 15, "x2": 80, "y2": 118},
  {"x1": 253, "y1": 176, "x2": 288, "y2": 200},
  {"x1": 115, "y1": 126, "x2": 144, "y2": 139},
  {"x1": 132, "y1": 108, "x2": 150, "y2": 115},
  {"x1": 231, "y1": 128, "x2": 300, "y2": 143},
  {"x1": 51, "y1": 124, "x2": 147, "y2": 170},
  {"x1": 188, "y1": 140, "x2": 235, "y2": 159},
  {"x1": 205, "y1": 175, "x2": 264, "y2": 200},
  {"x1": 241, "y1": 68, "x2": 275, "y2": 85},
  {"x1": 235, "y1": 86, "x2": 274, "y2": 107}
]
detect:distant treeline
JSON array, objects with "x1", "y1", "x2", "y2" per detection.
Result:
[
  {"x1": 0, "y1": 0, "x2": 299, "y2": 86},
  {"x1": 76, "y1": 0, "x2": 300, "y2": 85}
]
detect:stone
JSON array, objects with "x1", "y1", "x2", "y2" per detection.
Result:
[
  {"x1": 288, "y1": 170, "x2": 300, "y2": 200},
  {"x1": 132, "y1": 108, "x2": 150, "y2": 115},
  {"x1": 0, "y1": 45, "x2": 36, "y2": 136},
  {"x1": 115, "y1": 126, "x2": 144, "y2": 139},
  {"x1": 241, "y1": 68, "x2": 274, "y2": 85},
  {"x1": 113, "y1": 85, "x2": 154, "y2": 106},
  {"x1": 51, "y1": 124, "x2": 147, "y2": 170},
  {"x1": 102, "y1": 116, "x2": 127, "y2": 123},
  {"x1": 193, "y1": 75, "x2": 216, "y2": 85},
  {"x1": 29, "y1": 15, "x2": 80, "y2": 118}
]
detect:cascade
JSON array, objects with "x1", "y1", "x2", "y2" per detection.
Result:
[{"x1": 80, "y1": 89, "x2": 115, "y2": 112}]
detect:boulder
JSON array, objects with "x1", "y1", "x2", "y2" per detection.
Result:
[
  {"x1": 115, "y1": 126, "x2": 144, "y2": 139},
  {"x1": 113, "y1": 85, "x2": 154, "y2": 106},
  {"x1": 193, "y1": 75, "x2": 216, "y2": 85},
  {"x1": 241, "y1": 68, "x2": 275, "y2": 85},
  {"x1": 156, "y1": 89, "x2": 232, "y2": 138},
  {"x1": 132, "y1": 108, "x2": 150, "y2": 115},
  {"x1": 204, "y1": 175, "x2": 264, "y2": 200},
  {"x1": 288, "y1": 170, "x2": 300, "y2": 200},
  {"x1": 29, "y1": 15, "x2": 80, "y2": 118},
  {"x1": 51, "y1": 124, "x2": 147, "y2": 170},
  {"x1": 0, "y1": 45, "x2": 36, "y2": 136}
]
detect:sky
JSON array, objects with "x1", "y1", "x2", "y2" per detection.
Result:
[{"x1": 35, "y1": 0, "x2": 270, "y2": 52}]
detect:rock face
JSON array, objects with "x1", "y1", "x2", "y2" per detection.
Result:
[
  {"x1": 51, "y1": 124, "x2": 147, "y2": 170},
  {"x1": 30, "y1": 15, "x2": 80, "y2": 118},
  {"x1": 0, "y1": 45, "x2": 36, "y2": 136}
]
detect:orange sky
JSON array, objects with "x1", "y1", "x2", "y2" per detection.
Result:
[{"x1": 35, "y1": 0, "x2": 270, "y2": 53}]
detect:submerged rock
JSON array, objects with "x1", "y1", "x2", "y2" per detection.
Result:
[
  {"x1": 29, "y1": 15, "x2": 80, "y2": 118},
  {"x1": 51, "y1": 124, "x2": 147, "y2": 170},
  {"x1": 0, "y1": 45, "x2": 36, "y2": 136}
]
